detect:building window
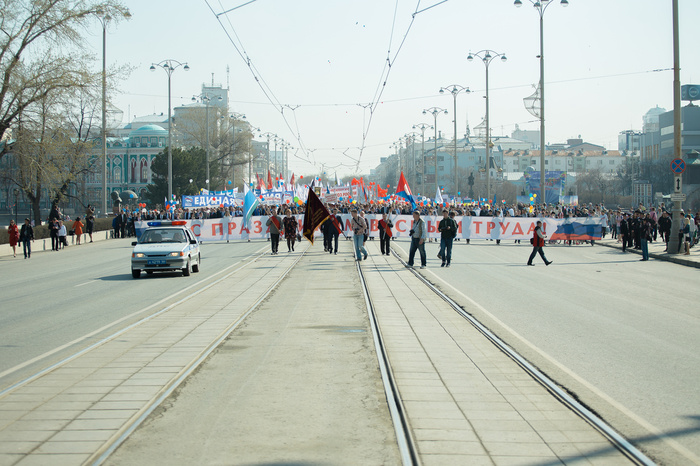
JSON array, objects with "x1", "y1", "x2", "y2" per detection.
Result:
[{"x1": 140, "y1": 158, "x2": 148, "y2": 183}]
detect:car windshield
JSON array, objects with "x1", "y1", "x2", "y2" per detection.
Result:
[{"x1": 141, "y1": 229, "x2": 187, "y2": 243}]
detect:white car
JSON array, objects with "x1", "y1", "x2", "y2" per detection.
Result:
[{"x1": 131, "y1": 221, "x2": 201, "y2": 278}]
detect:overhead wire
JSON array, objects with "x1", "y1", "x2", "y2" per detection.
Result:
[{"x1": 203, "y1": 0, "x2": 438, "y2": 175}]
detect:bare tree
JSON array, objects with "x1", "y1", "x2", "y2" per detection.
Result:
[{"x1": 0, "y1": 0, "x2": 130, "y2": 159}]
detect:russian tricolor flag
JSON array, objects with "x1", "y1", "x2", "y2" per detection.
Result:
[{"x1": 396, "y1": 171, "x2": 416, "y2": 209}]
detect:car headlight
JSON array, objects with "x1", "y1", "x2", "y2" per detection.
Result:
[
  {"x1": 133, "y1": 253, "x2": 145, "y2": 258},
  {"x1": 169, "y1": 251, "x2": 185, "y2": 257}
]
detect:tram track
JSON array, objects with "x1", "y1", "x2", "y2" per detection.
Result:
[
  {"x1": 385, "y1": 246, "x2": 656, "y2": 466},
  {"x1": 88, "y1": 248, "x2": 307, "y2": 465},
  {"x1": 356, "y1": 259, "x2": 421, "y2": 466},
  {"x1": 0, "y1": 247, "x2": 268, "y2": 397},
  {"x1": 0, "y1": 246, "x2": 306, "y2": 466}
]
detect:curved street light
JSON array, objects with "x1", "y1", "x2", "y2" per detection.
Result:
[
  {"x1": 150, "y1": 59, "x2": 190, "y2": 202},
  {"x1": 422, "y1": 107, "x2": 448, "y2": 197},
  {"x1": 467, "y1": 50, "x2": 507, "y2": 203},
  {"x1": 440, "y1": 84, "x2": 470, "y2": 198},
  {"x1": 514, "y1": 0, "x2": 569, "y2": 205}
]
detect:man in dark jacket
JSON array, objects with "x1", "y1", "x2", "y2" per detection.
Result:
[
  {"x1": 658, "y1": 211, "x2": 672, "y2": 250},
  {"x1": 19, "y1": 218, "x2": 34, "y2": 258},
  {"x1": 619, "y1": 213, "x2": 629, "y2": 252},
  {"x1": 437, "y1": 209, "x2": 457, "y2": 267}
]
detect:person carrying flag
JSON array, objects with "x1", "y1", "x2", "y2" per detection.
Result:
[
  {"x1": 266, "y1": 206, "x2": 282, "y2": 255},
  {"x1": 378, "y1": 212, "x2": 393, "y2": 256},
  {"x1": 328, "y1": 208, "x2": 343, "y2": 255}
]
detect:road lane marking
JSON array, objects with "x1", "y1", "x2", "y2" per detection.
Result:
[
  {"x1": 0, "y1": 245, "x2": 268, "y2": 384},
  {"x1": 75, "y1": 280, "x2": 97, "y2": 287}
]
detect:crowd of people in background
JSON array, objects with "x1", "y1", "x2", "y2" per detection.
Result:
[{"x1": 4, "y1": 199, "x2": 700, "y2": 262}]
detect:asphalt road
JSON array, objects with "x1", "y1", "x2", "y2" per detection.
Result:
[
  {"x1": 2, "y1": 236, "x2": 698, "y2": 464},
  {"x1": 0, "y1": 237, "x2": 267, "y2": 391},
  {"x1": 392, "y1": 238, "x2": 700, "y2": 465}
]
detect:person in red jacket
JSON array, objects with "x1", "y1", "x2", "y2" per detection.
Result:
[
  {"x1": 527, "y1": 220, "x2": 552, "y2": 266},
  {"x1": 8, "y1": 219, "x2": 19, "y2": 257}
]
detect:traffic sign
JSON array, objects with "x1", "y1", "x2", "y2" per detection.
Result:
[
  {"x1": 674, "y1": 175, "x2": 683, "y2": 193},
  {"x1": 670, "y1": 193, "x2": 686, "y2": 202},
  {"x1": 670, "y1": 158, "x2": 686, "y2": 174}
]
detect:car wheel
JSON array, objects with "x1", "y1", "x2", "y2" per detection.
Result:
[
  {"x1": 192, "y1": 254, "x2": 200, "y2": 273},
  {"x1": 132, "y1": 269, "x2": 141, "y2": 279},
  {"x1": 182, "y1": 258, "x2": 191, "y2": 276}
]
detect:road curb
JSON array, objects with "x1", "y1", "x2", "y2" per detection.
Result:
[{"x1": 596, "y1": 241, "x2": 700, "y2": 269}]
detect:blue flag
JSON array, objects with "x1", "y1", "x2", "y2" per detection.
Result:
[{"x1": 243, "y1": 184, "x2": 259, "y2": 227}]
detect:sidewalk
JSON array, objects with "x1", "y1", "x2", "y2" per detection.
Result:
[{"x1": 595, "y1": 236, "x2": 700, "y2": 268}]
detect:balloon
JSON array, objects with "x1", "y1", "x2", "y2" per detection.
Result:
[
  {"x1": 533, "y1": 193, "x2": 537, "y2": 197},
  {"x1": 228, "y1": 181, "x2": 232, "y2": 185}
]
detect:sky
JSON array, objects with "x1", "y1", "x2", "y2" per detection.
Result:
[{"x1": 82, "y1": 0, "x2": 700, "y2": 178}]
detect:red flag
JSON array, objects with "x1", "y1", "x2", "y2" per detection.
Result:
[
  {"x1": 267, "y1": 171, "x2": 273, "y2": 190},
  {"x1": 302, "y1": 187, "x2": 331, "y2": 244},
  {"x1": 290, "y1": 173, "x2": 295, "y2": 187}
]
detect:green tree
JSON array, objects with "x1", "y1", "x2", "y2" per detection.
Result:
[
  {"x1": 145, "y1": 147, "x2": 223, "y2": 206},
  {"x1": 0, "y1": 0, "x2": 130, "y2": 159}
]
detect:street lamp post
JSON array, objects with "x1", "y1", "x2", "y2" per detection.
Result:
[
  {"x1": 423, "y1": 108, "x2": 448, "y2": 197},
  {"x1": 192, "y1": 93, "x2": 222, "y2": 191},
  {"x1": 260, "y1": 132, "x2": 277, "y2": 187},
  {"x1": 467, "y1": 50, "x2": 507, "y2": 203},
  {"x1": 440, "y1": 85, "x2": 470, "y2": 198},
  {"x1": 98, "y1": 14, "x2": 109, "y2": 218},
  {"x1": 13, "y1": 188, "x2": 19, "y2": 224},
  {"x1": 515, "y1": 0, "x2": 569, "y2": 206},
  {"x1": 223, "y1": 112, "x2": 246, "y2": 190},
  {"x1": 413, "y1": 123, "x2": 433, "y2": 196},
  {"x1": 150, "y1": 59, "x2": 189, "y2": 202},
  {"x1": 404, "y1": 132, "x2": 420, "y2": 191}
]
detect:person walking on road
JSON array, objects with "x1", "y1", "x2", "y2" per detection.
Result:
[
  {"x1": 407, "y1": 210, "x2": 427, "y2": 269},
  {"x1": 527, "y1": 220, "x2": 552, "y2": 266},
  {"x1": 378, "y1": 213, "x2": 393, "y2": 256},
  {"x1": 266, "y1": 207, "x2": 282, "y2": 255},
  {"x1": 282, "y1": 209, "x2": 298, "y2": 252},
  {"x1": 351, "y1": 209, "x2": 368, "y2": 261},
  {"x1": 328, "y1": 208, "x2": 342, "y2": 255},
  {"x1": 437, "y1": 209, "x2": 457, "y2": 267},
  {"x1": 19, "y1": 218, "x2": 34, "y2": 259}
]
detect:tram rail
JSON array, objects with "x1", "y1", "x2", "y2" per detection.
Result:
[{"x1": 387, "y1": 246, "x2": 656, "y2": 466}]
